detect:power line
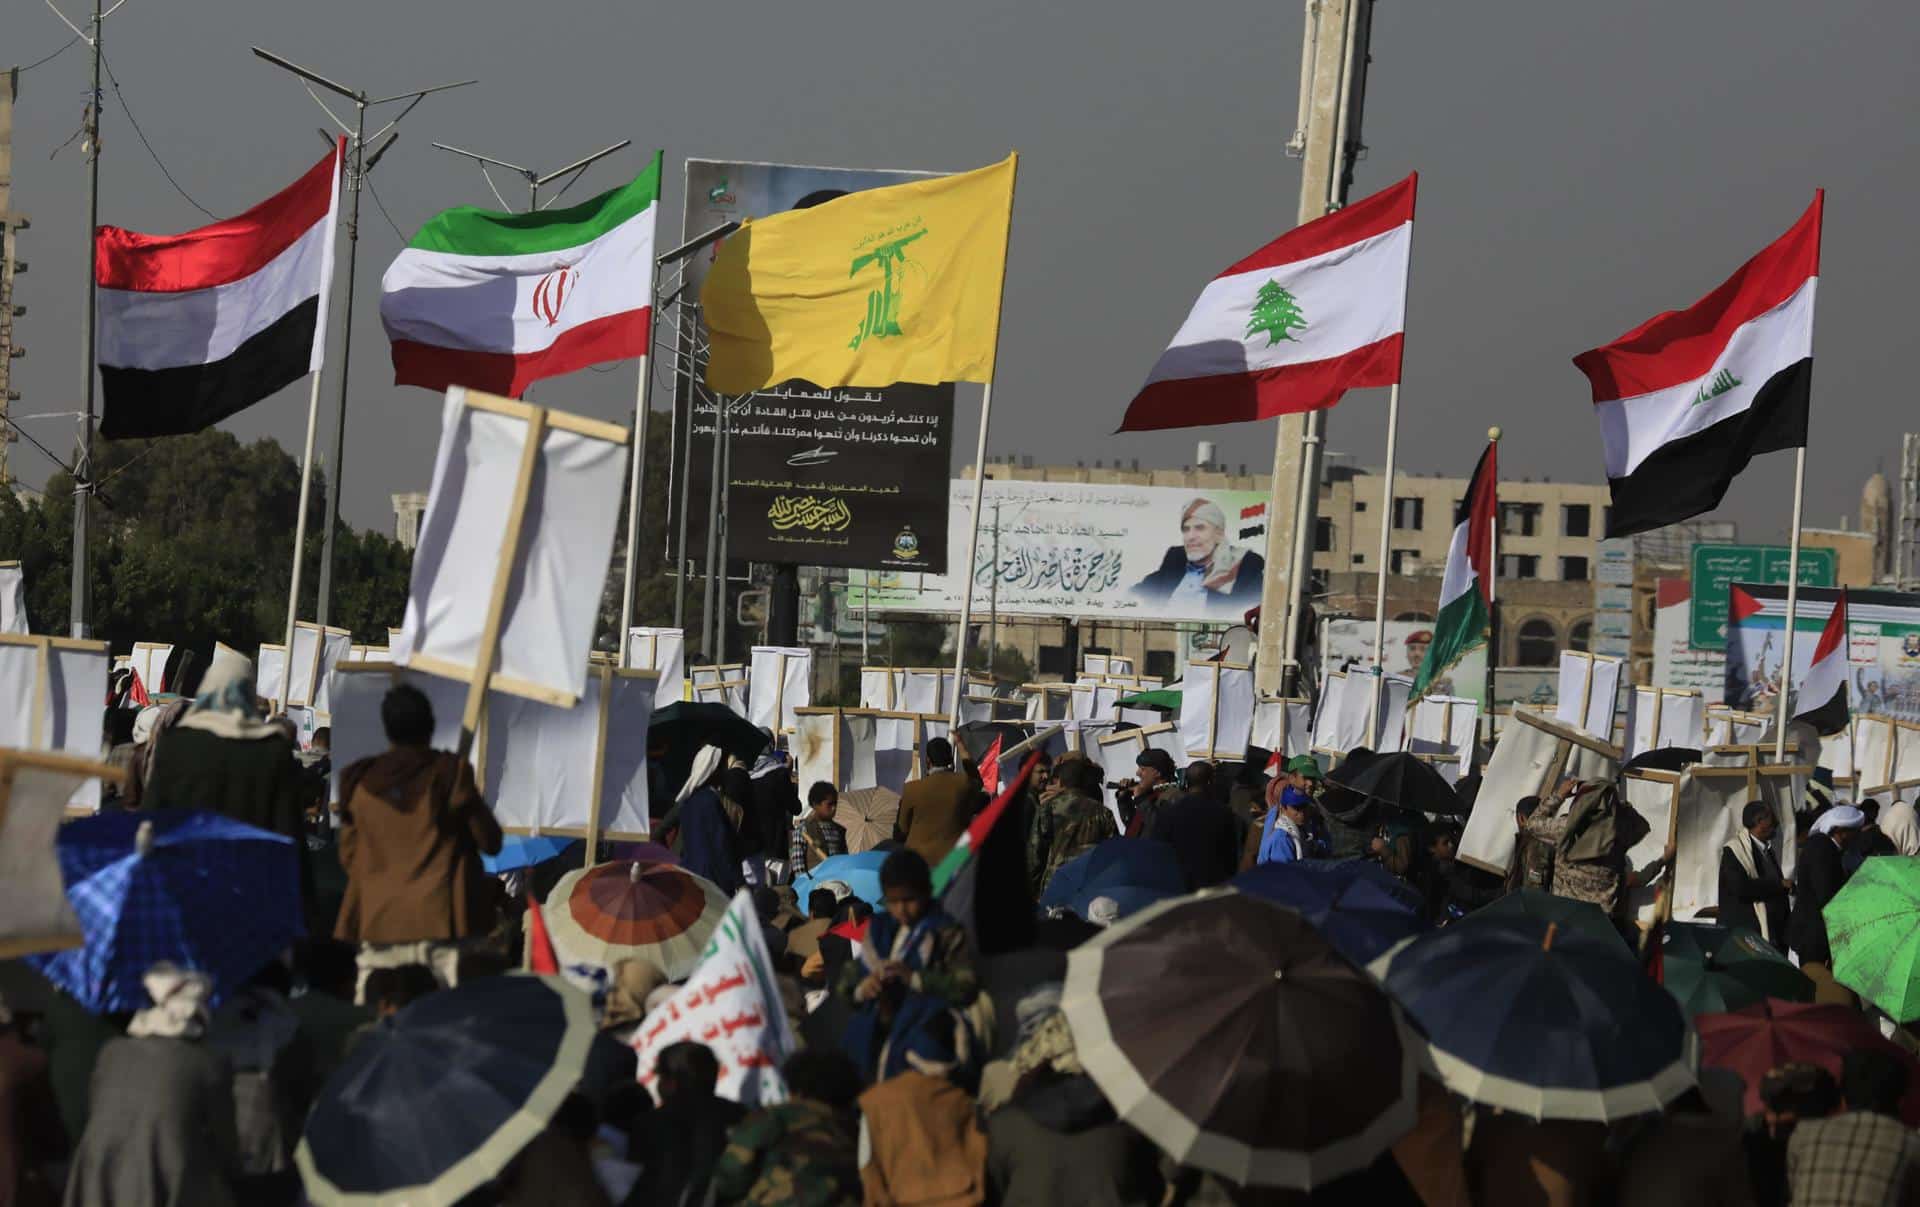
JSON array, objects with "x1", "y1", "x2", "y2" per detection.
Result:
[
  {"x1": 363, "y1": 175, "x2": 408, "y2": 243},
  {"x1": 99, "y1": 50, "x2": 216, "y2": 220},
  {"x1": 16, "y1": 34, "x2": 80, "y2": 74}
]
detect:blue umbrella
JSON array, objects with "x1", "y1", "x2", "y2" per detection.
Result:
[
  {"x1": 1370, "y1": 917, "x2": 1696, "y2": 1121},
  {"x1": 1232, "y1": 859, "x2": 1429, "y2": 966},
  {"x1": 481, "y1": 835, "x2": 581, "y2": 874},
  {"x1": 1040, "y1": 838, "x2": 1187, "y2": 921},
  {"x1": 29, "y1": 811, "x2": 304, "y2": 1012},
  {"x1": 296, "y1": 974, "x2": 595, "y2": 1205},
  {"x1": 794, "y1": 851, "x2": 889, "y2": 906}
]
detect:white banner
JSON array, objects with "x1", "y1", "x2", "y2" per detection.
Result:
[
  {"x1": 748, "y1": 646, "x2": 812, "y2": 732},
  {"x1": 626, "y1": 627, "x2": 687, "y2": 711},
  {"x1": 1625, "y1": 687, "x2": 1705, "y2": 759},
  {"x1": 632, "y1": 890, "x2": 795, "y2": 1106},
  {"x1": 0, "y1": 565, "x2": 26, "y2": 636},
  {"x1": 1321, "y1": 617, "x2": 1489, "y2": 708},
  {"x1": 0, "y1": 637, "x2": 110, "y2": 812},
  {"x1": 846, "y1": 479, "x2": 1272, "y2": 623}
]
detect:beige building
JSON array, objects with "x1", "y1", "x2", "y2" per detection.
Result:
[{"x1": 391, "y1": 492, "x2": 428, "y2": 551}]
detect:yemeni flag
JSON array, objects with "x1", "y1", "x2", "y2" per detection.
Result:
[
  {"x1": 1118, "y1": 174, "x2": 1415, "y2": 432},
  {"x1": 1573, "y1": 193, "x2": 1822, "y2": 537},
  {"x1": 94, "y1": 139, "x2": 344, "y2": 439},
  {"x1": 381, "y1": 152, "x2": 660, "y2": 397},
  {"x1": 1409, "y1": 441, "x2": 1497, "y2": 702},
  {"x1": 1792, "y1": 588, "x2": 1849, "y2": 735}
]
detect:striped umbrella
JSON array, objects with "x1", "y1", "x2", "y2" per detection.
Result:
[
  {"x1": 835, "y1": 788, "x2": 900, "y2": 853},
  {"x1": 543, "y1": 861, "x2": 727, "y2": 981}
]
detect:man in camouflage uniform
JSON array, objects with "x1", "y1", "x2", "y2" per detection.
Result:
[
  {"x1": 1028, "y1": 755, "x2": 1119, "y2": 897},
  {"x1": 710, "y1": 1051, "x2": 862, "y2": 1206}
]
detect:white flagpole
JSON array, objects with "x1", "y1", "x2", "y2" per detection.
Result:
[
  {"x1": 279, "y1": 369, "x2": 326, "y2": 716},
  {"x1": 1775, "y1": 446, "x2": 1808, "y2": 760},
  {"x1": 1366, "y1": 382, "x2": 1401, "y2": 748}
]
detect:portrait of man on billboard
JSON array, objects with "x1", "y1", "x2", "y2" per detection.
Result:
[{"x1": 1131, "y1": 497, "x2": 1265, "y2": 615}]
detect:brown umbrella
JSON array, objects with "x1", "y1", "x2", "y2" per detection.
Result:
[
  {"x1": 836, "y1": 788, "x2": 900, "y2": 853},
  {"x1": 543, "y1": 860, "x2": 728, "y2": 980},
  {"x1": 1062, "y1": 888, "x2": 1418, "y2": 1190}
]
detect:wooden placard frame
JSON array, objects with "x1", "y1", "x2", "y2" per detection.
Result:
[
  {"x1": 128, "y1": 641, "x2": 173, "y2": 695},
  {"x1": 751, "y1": 647, "x2": 809, "y2": 736},
  {"x1": 0, "y1": 633, "x2": 111, "y2": 752},
  {"x1": 1629, "y1": 685, "x2": 1699, "y2": 754},
  {"x1": 1556, "y1": 649, "x2": 1623, "y2": 738},
  {"x1": 1183, "y1": 660, "x2": 1254, "y2": 763},
  {"x1": 284, "y1": 620, "x2": 352, "y2": 710},
  {"x1": 0, "y1": 748, "x2": 129, "y2": 951},
  {"x1": 792, "y1": 706, "x2": 848, "y2": 791}
]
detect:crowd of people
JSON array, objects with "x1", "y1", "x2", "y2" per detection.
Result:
[{"x1": 4, "y1": 645, "x2": 1920, "y2": 1205}]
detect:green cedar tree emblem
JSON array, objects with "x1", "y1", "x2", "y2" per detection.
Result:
[{"x1": 1246, "y1": 280, "x2": 1309, "y2": 346}]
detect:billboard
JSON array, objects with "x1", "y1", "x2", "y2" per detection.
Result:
[
  {"x1": 1651, "y1": 578, "x2": 1725, "y2": 701},
  {"x1": 1320, "y1": 617, "x2": 1489, "y2": 706},
  {"x1": 673, "y1": 159, "x2": 955, "y2": 572},
  {"x1": 1689, "y1": 543, "x2": 1836, "y2": 650},
  {"x1": 846, "y1": 479, "x2": 1272, "y2": 624},
  {"x1": 1726, "y1": 583, "x2": 1920, "y2": 722}
]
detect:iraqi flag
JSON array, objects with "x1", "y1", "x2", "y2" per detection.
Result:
[
  {"x1": 1118, "y1": 174, "x2": 1415, "y2": 432},
  {"x1": 1573, "y1": 193, "x2": 1822, "y2": 538},
  {"x1": 95, "y1": 140, "x2": 344, "y2": 439},
  {"x1": 1792, "y1": 587, "x2": 1848, "y2": 736},
  {"x1": 381, "y1": 153, "x2": 660, "y2": 397},
  {"x1": 1409, "y1": 441, "x2": 1496, "y2": 702}
]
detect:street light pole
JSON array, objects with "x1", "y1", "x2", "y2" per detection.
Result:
[{"x1": 68, "y1": 0, "x2": 103, "y2": 638}]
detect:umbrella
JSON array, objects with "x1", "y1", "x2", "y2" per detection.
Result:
[
  {"x1": 835, "y1": 788, "x2": 900, "y2": 853},
  {"x1": 1114, "y1": 689, "x2": 1181, "y2": 711},
  {"x1": 1825, "y1": 855, "x2": 1920, "y2": 1021},
  {"x1": 1232, "y1": 859, "x2": 1429, "y2": 966},
  {"x1": 1369, "y1": 917, "x2": 1696, "y2": 1121},
  {"x1": 1326, "y1": 751, "x2": 1462, "y2": 816},
  {"x1": 1464, "y1": 889, "x2": 1633, "y2": 957},
  {"x1": 542, "y1": 860, "x2": 727, "y2": 980},
  {"x1": 604, "y1": 841, "x2": 679, "y2": 867},
  {"x1": 296, "y1": 974, "x2": 595, "y2": 1206},
  {"x1": 482, "y1": 835, "x2": 580, "y2": 875},
  {"x1": 1660, "y1": 921, "x2": 1812, "y2": 1017},
  {"x1": 1039, "y1": 838, "x2": 1187, "y2": 921},
  {"x1": 1062, "y1": 888, "x2": 1419, "y2": 1189},
  {"x1": 1622, "y1": 746, "x2": 1704, "y2": 775},
  {"x1": 793, "y1": 851, "x2": 888, "y2": 907},
  {"x1": 1695, "y1": 998, "x2": 1920, "y2": 1123},
  {"x1": 28, "y1": 811, "x2": 304, "y2": 1012},
  {"x1": 650, "y1": 702, "x2": 771, "y2": 797}
]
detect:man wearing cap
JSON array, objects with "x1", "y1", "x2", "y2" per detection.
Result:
[{"x1": 1118, "y1": 749, "x2": 1179, "y2": 838}]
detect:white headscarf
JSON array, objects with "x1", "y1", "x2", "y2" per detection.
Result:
[
  {"x1": 676, "y1": 744, "x2": 725, "y2": 804},
  {"x1": 127, "y1": 963, "x2": 213, "y2": 1040},
  {"x1": 1880, "y1": 801, "x2": 1920, "y2": 857},
  {"x1": 1811, "y1": 805, "x2": 1866, "y2": 836},
  {"x1": 174, "y1": 643, "x2": 281, "y2": 741}
]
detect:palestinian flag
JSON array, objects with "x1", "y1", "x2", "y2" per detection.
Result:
[
  {"x1": 1792, "y1": 587, "x2": 1849, "y2": 736},
  {"x1": 1409, "y1": 441, "x2": 1497, "y2": 702},
  {"x1": 1573, "y1": 193, "x2": 1822, "y2": 537},
  {"x1": 95, "y1": 139, "x2": 344, "y2": 438},
  {"x1": 1118, "y1": 174, "x2": 1415, "y2": 432},
  {"x1": 937, "y1": 752, "x2": 1040, "y2": 956},
  {"x1": 381, "y1": 152, "x2": 660, "y2": 397}
]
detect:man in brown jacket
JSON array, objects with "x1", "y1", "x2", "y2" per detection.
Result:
[
  {"x1": 334, "y1": 684, "x2": 503, "y2": 1002},
  {"x1": 894, "y1": 738, "x2": 979, "y2": 867}
]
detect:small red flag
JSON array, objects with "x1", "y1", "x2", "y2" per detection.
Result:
[
  {"x1": 127, "y1": 668, "x2": 152, "y2": 708},
  {"x1": 978, "y1": 734, "x2": 1004, "y2": 797},
  {"x1": 525, "y1": 890, "x2": 560, "y2": 974}
]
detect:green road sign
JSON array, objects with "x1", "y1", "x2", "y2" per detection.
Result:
[{"x1": 1689, "y1": 543, "x2": 1837, "y2": 650}]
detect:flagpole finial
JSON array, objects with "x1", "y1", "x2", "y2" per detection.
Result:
[{"x1": 1487, "y1": 426, "x2": 1502, "y2": 442}]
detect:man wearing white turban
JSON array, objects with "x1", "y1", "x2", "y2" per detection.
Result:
[{"x1": 1130, "y1": 497, "x2": 1265, "y2": 614}]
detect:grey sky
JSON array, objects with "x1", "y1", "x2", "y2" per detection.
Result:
[{"x1": 8, "y1": 0, "x2": 1916, "y2": 545}]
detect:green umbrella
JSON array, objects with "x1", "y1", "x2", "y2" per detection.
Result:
[
  {"x1": 1464, "y1": 890, "x2": 1632, "y2": 957},
  {"x1": 1114, "y1": 689, "x2": 1181, "y2": 711},
  {"x1": 1825, "y1": 856, "x2": 1920, "y2": 1021},
  {"x1": 1660, "y1": 921, "x2": 1812, "y2": 1017}
]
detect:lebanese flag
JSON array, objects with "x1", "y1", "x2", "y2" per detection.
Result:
[
  {"x1": 1573, "y1": 193, "x2": 1822, "y2": 538},
  {"x1": 95, "y1": 139, "x2": 344, "y2": 439},
  {"x1": 381, "y1": 153, "x2": 660, "y2": 397},
  {"x1": 1118, "y1": 174, "x2": 1415, "y2": 432},
  {"x1": 1792, "y1": 587, "x2": 1848, "y2": 736},
  {"x1": 1410, "y1": 441, "x2": 1496, "y2": 702}
]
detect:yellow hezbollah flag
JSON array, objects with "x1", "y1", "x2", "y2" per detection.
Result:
[{"x1": 701, "y1": 154, "x2": 1016, "y2": 394}]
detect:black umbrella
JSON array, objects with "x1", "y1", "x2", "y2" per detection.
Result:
[
  {"x1": 650, "y1": 702, "x2": 771, "y2": 794},
  {"x1": 1327, "y1": 751, "x2": 1464, "y2": 816},
  {"x1": 1622, "y1": 746, "x2": 1703, "y2": 775}
]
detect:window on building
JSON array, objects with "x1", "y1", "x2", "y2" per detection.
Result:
[
  {"x1": 1353, "y1": 553, "x2": 1365, "y2": 565},
  {"x1": 1314, "y1": 516, "x2": 1333, "y2": 553},
  {"x1": 1144, "y1": 650, "x2": 1176, "y2": 681},
  {"x1": 1390, "y1": 549, "x2": 1420, "y2": 574},
  {"x1": 1602, "y1": 506, "x2": 1613, "y2": 535},
  {"x1": 1392, "y1": 497, "x2": 1424, "y2": 530},
  {"x1": 1309, "y1": 569, "x2": 1330, "y2": 595},
  {"x1": 1354, "y1": 500, "x2": 1367, "y2": 512},
  {"x1": 1036, "y1": 645, "x2": 1071, "y2": 676},
  {"x1": 1501, "y1": 503, "x2": 1540, "y2": 537},
  {"x1": 1561, "y1": 556, "x2": 1589, "y2": 581},
  {"x1": 1394, "y1": 611, "x2": 1435, "y2": 622},
  {"x1": 1517, "y1": 618, "x2": 1558, "y2": 666},
  {"x1": 1570, "y1": 620, "x2": 1592, "y2": 653},
  {"x1": 1563, "y1": 504, "x2": 1591, "y2": 538},
  {"x1": 1501, "y1": 554, "x2": 1539, "y2": 579}
]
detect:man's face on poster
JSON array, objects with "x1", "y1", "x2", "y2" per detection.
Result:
[{"x1": 1182, "y1": 515, "x2": 1222, "y2": 564}]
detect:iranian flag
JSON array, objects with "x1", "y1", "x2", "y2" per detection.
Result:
[
  {"x1": 1118, "y1": 173, "x2": 1415, "y2": 432},
  {"x1": 1409, "y1": 441, "x2": 1497, "y2": 702},
  {"x1": 1573, "y1": 193, "x2": 1821, "y2": 538},
  {"x1": 1792, "y1": 587, "x2": 1848, "y2": 736},
  {"x1": 380, "y1": 152, "x2": 660, "y2": 397}
]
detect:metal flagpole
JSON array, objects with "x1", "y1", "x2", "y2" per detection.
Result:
[
  {"x1": 617, "y1": 269, "x2": 657, "y2": 646},
  {"x1": 67, "y1": 0, "x2": 103, "y2": 638},
  {"x1": 700, "y1": 391, "x2": 725, "y2": 657},
  {"x1": 1775, "y1": 447, "x2": 1808, "y2": 760},
  {"x1": 279, "y1": 370, "x2": 328, "y2": 715},
  {"x1": 251, "y1": 49, "x2": 475, "y2": 628},
  {"x1": 987, "y1": 501, "x2": 1001, "y2": 673},
  {"x1": 1365, "y1": 381, "x2": 1401, "y2": 748},
  {"x1": 1483, "y1": 426, "x2": 1501, "y2": 757}
]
